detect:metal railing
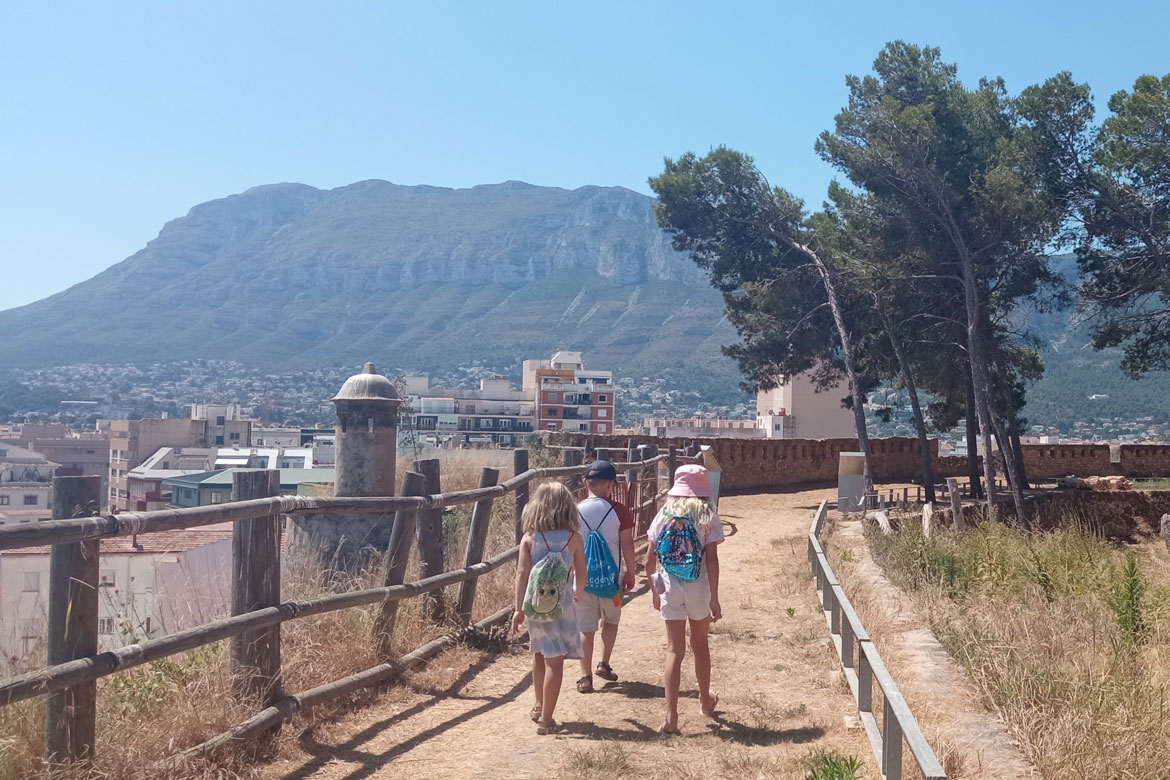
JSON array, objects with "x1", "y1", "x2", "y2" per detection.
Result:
[{"x1": 807, "y1": 501, "x2": 947, "y2": 780}]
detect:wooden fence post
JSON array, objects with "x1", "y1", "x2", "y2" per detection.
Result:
[
  {"x1": 667, "y1": 445, "x2": 678, "y2": 486},
  {"x1": 455, "y1": 468, "x2": 500, "y2": 624},
  {"x1": 44, "y1": 475, "x2": 101, "y2": 765},
  {"x1": 413, "y1": 459, "x2": 445, "y2": 624},
  {"x1": 375, "y1": 470, "x2": 427, "y2": 657},
  {"x1": 562, "y1": 447, "x2": 584, "y2": 498},
  {"x1": 513, "y1": 449, "x2": 529, "y2": 544},
  {"x1": 946, "y1": 477, "x2": 964, "y2": 530},
  {"x1": 230, "y1": 470, "x2": 283, "y2": 714}
]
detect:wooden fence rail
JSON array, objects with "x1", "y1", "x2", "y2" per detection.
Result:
[
  {"x1": 806, "y1": 501, "x2": 947, "y2": 780},
  {"x1": 2, "y1": 449, "x2": 694, "y2": 768}
]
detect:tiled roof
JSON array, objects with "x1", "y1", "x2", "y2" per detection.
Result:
[{"x1": 2, "y1": 527, "x2": 234, "y2": 556}]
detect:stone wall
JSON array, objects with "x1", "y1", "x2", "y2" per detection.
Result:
[
  {"x1": 1028, "y1": 490, "x2": 1170, "y2": 540},
  {"x1": 560, "y1": 433, "x2": 955, "y2": 491},
  {"x1": 1020, "y1": 444, "x2": 1116, "y2": 479},
  {"x1": 555, "y1": 433, "x2": 1170, "y2": 491}
]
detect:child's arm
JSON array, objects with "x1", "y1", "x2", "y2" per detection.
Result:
[
  {"x1": 645, "y1": 546, "x2": 661, "y2": 612},
  {"x1": 706, "y1": 541, "x2": 722, "y2": 622},
  {"x1": 619, "y1": 526, "x2": 636, "y2": 592},
  {"x1": 511, "y1": 535, "x2": 533, "y2": 634},
  {"x1": 569, "y1": 532, "x2": 587, "y2": 603}
]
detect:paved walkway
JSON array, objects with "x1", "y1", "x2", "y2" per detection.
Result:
[{"x1": 262, "y1": 489, "x2": 876, "y2": 780}]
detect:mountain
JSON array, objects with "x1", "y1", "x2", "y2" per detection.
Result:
[
  {"x1": 4, "y1": 181, "x2": 1169, "y2": 432},
  {"x1": 0, "y1": 180, "x2": 745, "y2": 404}
]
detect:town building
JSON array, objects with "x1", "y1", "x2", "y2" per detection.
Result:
[
  {"x1": 0, "y1": 528, "x2": 234, "y2": 665},
  {"x1": 0, "y1": 443, "x2": 55, "y2": 525},
  {"x1": 164, "y1": 468, "x2": 334, "y2": 508},
  {"x1": 522, "y1": 351, "x2": 616, "y2": 435},
  {"x1": 402, "y1": 375, "x2": 535, "y2": 447},
  {"x1": 640, "y1": 414, "x2": 762, "y2": 439},
  {"x1": 756, "y1": 373, "x2": 856, "y2": 439},
  {"x1": 107, "y1": 409, "x2": 252, "y2": 512}
]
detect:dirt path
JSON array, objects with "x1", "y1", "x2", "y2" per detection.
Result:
[
  {"x1": 261, "y1": 490, "x2": 876, "y2": 780},
  {"x1": 827, "y1": 502, "x2": 1037, "y2": 779}
]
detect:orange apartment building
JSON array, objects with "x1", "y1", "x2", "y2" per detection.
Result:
[{"x1": 522, "y1": 351, "x2": 616, "y2": 435}]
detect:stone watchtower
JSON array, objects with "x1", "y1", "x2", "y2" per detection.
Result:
[{"x1": 288, "y1": 362, "x2": 400, "y2": 573}]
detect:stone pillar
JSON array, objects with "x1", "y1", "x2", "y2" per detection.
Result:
[{"x1": 289, "y1": 362, "x2": 401, "y2": 574}]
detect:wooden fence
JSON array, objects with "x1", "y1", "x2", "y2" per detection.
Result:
[
  {"x1": 807, "y1": 501, "x2": 946, "y2": 780},
  {"x1": 0, "y1": 445, "x2": 698, "y2": 768}
]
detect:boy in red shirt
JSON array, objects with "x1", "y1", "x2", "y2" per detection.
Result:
[{"x1": 574, "y1": 460, "x2": 636, "y2": 693}]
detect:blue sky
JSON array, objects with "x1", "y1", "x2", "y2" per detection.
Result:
[{"x1": 2, "y1": 0, "x2": 1167, "y2": 311}]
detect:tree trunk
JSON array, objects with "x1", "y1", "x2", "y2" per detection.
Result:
[
  {"x1": 957, "y1": 254, "x2": 1001, "y2": 523},
  {"x1": 799, "y1": 243, "x2": 874, "y2": 498},
  {"x1": 964, "y1": 369, "x2": 984, "y2": 499},
  {"x1": 876, "y1": 304, "x2": 935, "y2": 502},
  {"x1": 1009, "y1": 418, "x2": 1030, "y2": 490},
  {"x1": 990, "y1": 413, "x2": 1032, "y2": 530}
]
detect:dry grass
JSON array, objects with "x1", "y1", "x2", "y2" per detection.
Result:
[
  {"x1": 866, "y1": 517, "x2": 1170, "y2": 779},
  {"x1": 0, "y1": 448, "x2": 523, "y2": 780}
]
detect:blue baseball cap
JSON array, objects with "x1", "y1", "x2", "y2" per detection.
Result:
[{"x1": 585, "y1": 460, "x2": 617, "y2": 481}]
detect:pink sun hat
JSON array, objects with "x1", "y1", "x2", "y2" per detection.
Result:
[{"x1": 668, "y1": 464, "x2": 711, "y2": 497}]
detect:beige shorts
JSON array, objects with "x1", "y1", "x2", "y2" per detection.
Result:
[
  {"x1": 653, "y1": 569, "x2": 712, "y2": 622},
  {"x1": 576, "y1": 592, "x2": 622, "y2": 632}
]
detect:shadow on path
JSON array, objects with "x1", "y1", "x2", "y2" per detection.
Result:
[{"x1": 275, "y1": 650, "x2": 528, "y2": 780}]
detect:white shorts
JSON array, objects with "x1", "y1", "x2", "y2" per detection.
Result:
[
  {"x1": 653, "y1": 569, "x2": 711, "y2": 622},
  {"x1": 576, "y1": 592, "x2": 622, "y2": 632}
]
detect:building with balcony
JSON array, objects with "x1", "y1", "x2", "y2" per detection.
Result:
[
  {"x1": 401, "y1": 375, "x2": 534, "y2": 447},
  {"x1": 756, "y1": 373, "x2": 856, "y2": 439},
  {"x1": 107, "y1": 409, "x2": 252, "y2": 512},
  {"x1": 523, "y1": 351, "x2": 616, "y2": 435},
  {"x1": 641, "y1": 414, "x2": 762, "y2": 439}
]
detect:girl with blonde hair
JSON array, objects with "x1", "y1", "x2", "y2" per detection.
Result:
[
  {"x1": 644, "y1": 464, "x2": 723, "y2": 734},
  {"x1": 511, "y1": 481, "x2": 586, "y2": 734}
]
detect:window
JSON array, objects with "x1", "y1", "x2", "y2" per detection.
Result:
[
  {"x1": 547, "y1": 423, "x2": 558, "y2": 431},
  {"x1": 22, "y1": 572, "x2": 39, "y2": 592},
  {"x1": 230, "y1": 432, "x2": 240, "y2": 441},
  {"x1": 598, "y1": 394, "x2": 608, "y2": 403},
  {"x1": 0, "y1": 495, "x2": 8, "y2": 506},
  {"x1": 598, "y1": 409, "x2": 608, "y2": 418},
  {"x1": 144, "y1": 616, "x2": 153, "y2": 635},
  {"x1": 547, "y1": 408, "x2": 558, "y2": 417},
  {"x1": 215, "y1": 435, "x2": 224, "y2": 445},
  {"x1": 216, "y1": 416, "x2": 225, "y2": 425},
  {"x1": 598, "y1": 424, "x2": 607, "y2": 433},
  {"x1": 211, "y1": 493, "x2": 224, "y2": 504},
  {"x1": 0, "y1": 449, "x2": 6, "y2": 457},
  {"x1": 100, "y1": 570, "x2": 115, "y2": 588},
  {"x1": 23, "y1": 495, "x2": 38, "y2": 506},
  {"x1": 98, "y1": 618, "x2": 115, "y2": 635}
]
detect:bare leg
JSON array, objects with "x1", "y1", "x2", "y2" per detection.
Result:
[
  {"x1": 689, "y1": 617, "x2": 716, "y2": 712},
  {"x1": 580, "y1": 631, "x2": 596, "y2": 679},
  {"x1": 600, "y1": 620, "x2": 619, "y2": 665},
  {"x1": 663, "y1": 619, "x2": 687, "y2": 731},
  {"x1": 542, "y1": 656, "x2": 566, "y2": 723},
  {"x1": 533, "y1": 653, "x2": 546, "y2": 710}
]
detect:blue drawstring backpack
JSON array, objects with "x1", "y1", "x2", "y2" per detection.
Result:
[
  {"x1": 656, "y1": 511, "x2": 702, "y2": 582},
  {"x1": 580, "y1": 504, "x2": 619, "y2": 599}
]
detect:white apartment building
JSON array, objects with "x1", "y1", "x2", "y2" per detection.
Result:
[
  {"x1": 402, "y1": 375, "x2": 535, "y2": 446},
  {"x1": 0, "y1": 528, "x2": 233, "y2": 668},
  {"x1": 756, "y1": 373, "x2": 857, "y2": 440}
]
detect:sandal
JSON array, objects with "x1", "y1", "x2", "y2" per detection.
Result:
[
  {"x1": 700, "y1": 692, "x2": 719, "y2": 717},
  {"x1": 595, "y1": 661, "x2": 618, "y2": 682},
  {"x1": 660, "y1": 723, "x2": 682, "y2": 736},
  {"x1": 576, "y1": 675, "x2": 594, "y2": 693},
  {"x1": 530, "y1": 703, "x2": 542, "y2": 723},
  {"x1": 536, "y1": 718, "x2": 563, "y2": 735}
]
